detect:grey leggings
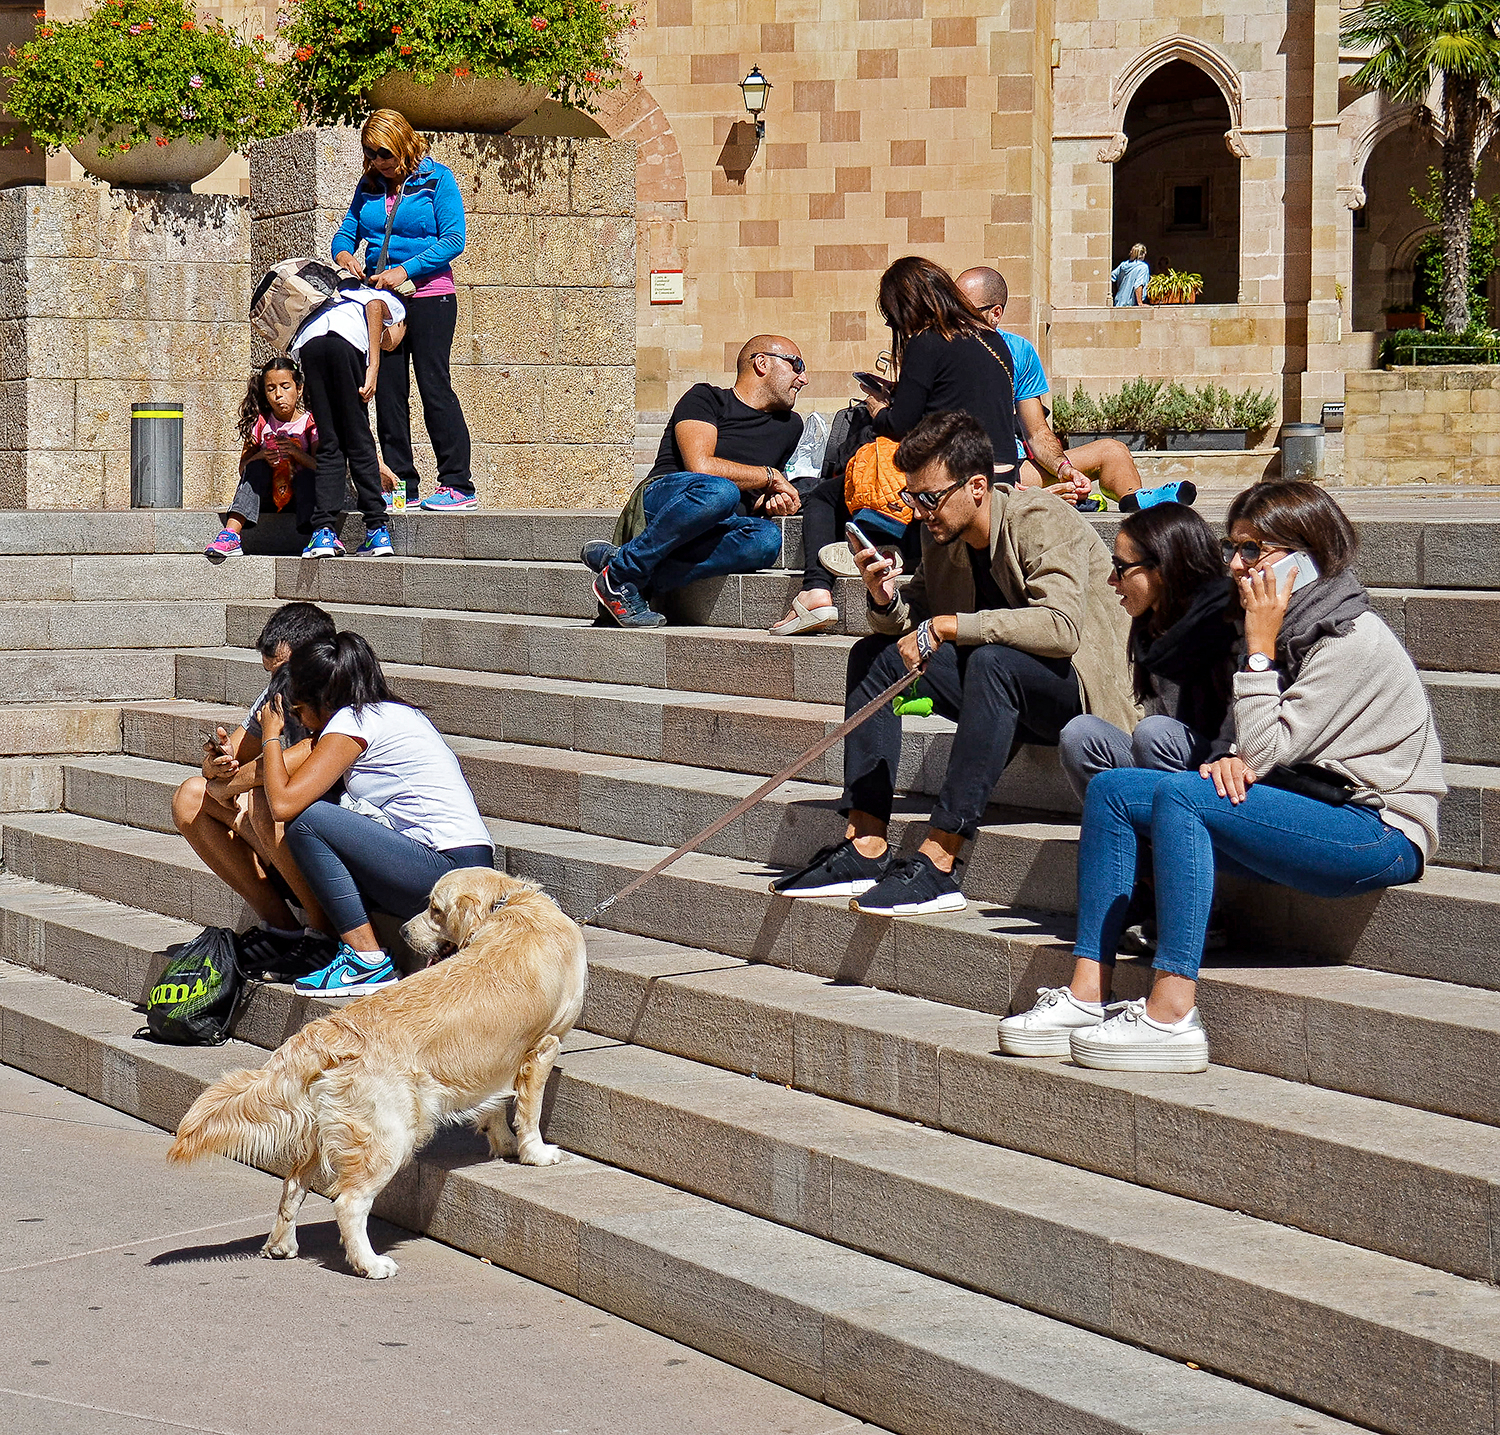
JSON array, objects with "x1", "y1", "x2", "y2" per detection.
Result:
[
  {"x1": 284, "y1": 798, "x2": 494, "y2": 935},
  {"x1": 1058, "y1": 713, "x2": 1213, "y2": 802}
]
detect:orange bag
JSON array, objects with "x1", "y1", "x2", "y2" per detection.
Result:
[{"x1": 843, "y1": 438, "x2": 913, "y2": 526}]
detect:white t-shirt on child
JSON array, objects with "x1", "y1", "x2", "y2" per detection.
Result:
[
  {"x1": 291, "y1": 285, "x2": 406, "y2": 359},
  {"x1": 322, "y1": 701, "x2": 491, "y2": 852}
]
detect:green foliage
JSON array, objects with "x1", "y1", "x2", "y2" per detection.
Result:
[
  {"x1": 1228, "y1": 388, "x2": 1278, "y2": 430},
  {"x1": 279, "y1": 0, "x2": 635, "y2": 127},
  {"x1": 1144, "y1": 269, "x2": 1205, "y2": 304},
  {"x1": 1380, "y1": 325, "x2": 1500, "y2": 364},
  {"x1": 1100, "y1": 378, "x2": 1165, "y2": 432},
  {"x1": 1410, "y1": 165, "x2": 1500, "y2": 327},
  {"x1": 3, "y1": 0, "x2": 295, "y2": 154},
  {"x1": 1341, "y1": 0, "x2": 1500, "y2": 108},
  {"x1": 1050, "y1": 385, "x2": 1105, "y2": 437},
  {"x1": 1053, "y1": 381, "x2": 1275, "y2": 436}
]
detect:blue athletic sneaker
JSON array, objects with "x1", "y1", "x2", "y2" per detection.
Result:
[
  {"x1": 301, "y1": 527, "x2": 345, "y2": 558},
  {"x1": 354, "y1": 523, "x2": 393, "y2": 557},
  {"x1": 1121, "y1": 481, "x2": 1198, "y2": 512},
  {"x1": 419, "y1": 486, "x2": 477, "y2": 511},
  {"x1": 293, "y1": 943, "x2": 399, "y2": 997}
]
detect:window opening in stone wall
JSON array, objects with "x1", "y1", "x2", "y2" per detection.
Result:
[{"x1": 1111, "y1": 60, "x2": 1241, "y2": 303}]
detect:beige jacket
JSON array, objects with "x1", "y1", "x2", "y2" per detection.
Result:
[{"x1": 869, "y1": 485, "x2": 1139, "y2": 732}]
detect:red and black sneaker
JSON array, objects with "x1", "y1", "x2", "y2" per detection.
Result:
[{"x1": 593, "y1": 566, "x2": 667, "y2": 629}]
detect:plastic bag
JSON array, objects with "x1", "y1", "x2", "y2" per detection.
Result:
[{"x1": 784, "y1": 411, "x2": 831, "y2": 479}]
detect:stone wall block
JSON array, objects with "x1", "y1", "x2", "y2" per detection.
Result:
[
  {"x1": 100, "y1": 191, "x2": 248, "y2": 265},
  {"x1": 567, "y1": 139, "x2": 638, "y2": 217},
  {"x1": 22, "y1": 258, "x2": 150, "y2": 323},
  {"x1": 0, "y1": 379, "x2": 75, "y2": 451},
  {"x1": 468, "y1": 287, "x2": 556, "y2": 364},
  {"x1": 3, "y1": 317, "x2": 86, "y2": 381},
  {"x1": 542, "y1": 366, "x2": 636, "y2": 443},
  {"x1": 557, "y1": 288, "x2": 636, "y2": 365},
  {"x1": 537, "y1": 216, "x2": 635, "y2": 289},
  {"x1": 433, "y1": 134, "x2": 574, "y2": 217},
  {"x1": 462, "y1": 216, "x2": 539, "y2": 286},
  {"x1": 8, "y1": 185, "x2": 101, "y2": 260},
  {"x1": 250, "y1": 128, "x2": 364, "y2": 223},
  {"x1": 523, "y1": 442, "x2": 634, "y2": 507},
  {"x1": 454, "y1": 364, "x2": 546, "y2": 444},
  {"x1": 18, "y1": 449, "x2": 106, "y2": 508},
  {"x1": 146, "y1": 263, "x2": 251, "y2": 324}
]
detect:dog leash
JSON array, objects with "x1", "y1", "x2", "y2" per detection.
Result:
[{"x1": 580, "y1": 665, "x2": 922, "y2": 927}]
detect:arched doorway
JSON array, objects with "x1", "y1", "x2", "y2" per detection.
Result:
[{"x1": 1111, "y1": 60, "x2": 1241, "y2": 303}]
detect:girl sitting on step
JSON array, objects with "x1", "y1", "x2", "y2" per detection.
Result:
[
  {"x1": 205, "y1": 359, "x2": 319, "y2": 564},
  {"x1": 258, "y1": 631, "x2": 494, "y2": 997},
  {"x1": 999, "y1": 481, "x2": 1446, "y2": 1074}
]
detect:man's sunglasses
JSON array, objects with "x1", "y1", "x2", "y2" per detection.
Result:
[
  {"x1": 1110, "y1": 555, "x2": 1154, "y2": 581},
  {"x1": 752, "y1": 351, "x2": 806, "y2": 374},
  {"x1": 898, "y1": 478, "x2": 970, "y2": 512},
  {"x1": 1220, "y1": 538, "x2": 1288, "y2": 566},
  {"x1": 362, "y1": 145, "x2": 395, "y2": 161}
]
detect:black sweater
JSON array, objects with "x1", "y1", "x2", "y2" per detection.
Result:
[{"x1": 871, "y1": 328, "x2": 1017, "y2": 464}]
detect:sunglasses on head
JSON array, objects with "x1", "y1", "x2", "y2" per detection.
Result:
[
  {"x1": 362, "y1": 145, "x2": 395, "y2": 161},
  {"x1": 1219, "y1": 537, "x2": 1288, "y2": 566},
  {"x1": 752, "y1": 351, "x2": 806, "y2": 374}
]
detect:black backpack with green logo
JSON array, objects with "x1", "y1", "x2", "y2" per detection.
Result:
[{"x1": 141, "y1": 927, "x2": 245, "y2": 1045}]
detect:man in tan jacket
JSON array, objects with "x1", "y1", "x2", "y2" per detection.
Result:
[{"x1": 771, "y1": 410, "x2": 1136, "y2": 916}]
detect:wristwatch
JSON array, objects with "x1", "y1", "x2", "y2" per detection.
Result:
[{"x1": 1243, "y1": 651, "x2": 1275, "y2": 673}]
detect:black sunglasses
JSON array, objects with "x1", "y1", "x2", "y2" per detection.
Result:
[
  {"x1": 1220, "y1": 537, "x2": 1288, "y2": 566},
  {"x1": 752, "y1": 351, "x2": 806, "y2": 374},
  {"x1": 362, "y1": 145, "x2": 395, "y2": 161},
  {"x1": 898, "y1": 477, "x2": 970, "y2": 513},
  {"x1": 1110, "y1": 554, "x2": 1154, "y2": 582}
]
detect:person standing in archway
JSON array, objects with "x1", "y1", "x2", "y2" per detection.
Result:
[
  {"x1": 1111, "y1": 244, "x2": 1152, "y2": 307},
  {"x1": 334, "y1": 109, "x2": 478, "y2": 512}
]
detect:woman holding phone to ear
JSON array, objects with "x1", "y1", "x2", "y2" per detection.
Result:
[
  {"x1": 333, "y1": 109, "x2": 476, "y2": 512},
  {"x1": 999, "y1": 481, "x2": 1446, "y2": 1073}
]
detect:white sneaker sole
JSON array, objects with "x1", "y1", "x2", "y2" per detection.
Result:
[
  {"x1": 1069, "y1": 1035, "x2": 1209, "y2": 1073},
  {"x1": 770, "y1": 877, "x2": 878, "y2": 898},
  {"x1": 997, "y1": 1024, "x2": 1095, "y2": 1057},
  {"x1": 294, "y1": 977, "x2": 397, "y2": 997},
  {"x1": 301, "y1": 550, "x2": 343, "y2": 559},
  {"x1": 850, "y1": 891, "x2": 967, "y2": 917}
]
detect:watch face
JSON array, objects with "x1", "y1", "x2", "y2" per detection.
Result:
[{"x1": 1248, "y1": 653, "x2": 1272, "y2": 671}]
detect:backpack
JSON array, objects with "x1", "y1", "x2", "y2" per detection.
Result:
[
  {"x1": 249, "y1": 259, "x2": 345, "y2": 353},
  {"x1": 140, "y1": 927, "x2": 245, "y2": 1046}
]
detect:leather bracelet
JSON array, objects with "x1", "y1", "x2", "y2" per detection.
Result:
[{"x1": 263, "y1": 735, "x2": 285, "y2": 748}]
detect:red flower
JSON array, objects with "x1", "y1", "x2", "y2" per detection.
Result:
[
  {"x1": 454, "y1": 66, "x2": 470, "y2": 76},
  {"x1": 93, "y1": 58, "x2": 103, "y2": 66},
  {"x1": 399, "y1": 42, "x2": 410, "y2": 52},
  {"x1": 32, "y1": 8, "x2": 43, "y2": 17},
  {"x1": 156, "y1": 136, "x2": 169, "y2": 145},
  {"x1": 293, "y1": 43, "x2": 312, "y2": 58},
  {"x1": 584, "y1": 70, "x2": 599, "y2": 81},
  {"x1": 37, "y1": 25, "x2": 51, "y2": 35},
  {"x1": 390, "y1": 23, "x2": 401, "y2": 31},
  {"x1": 181, "y1": 19, "x2": 194, "y2": 28},
  {"x1": 531, "y1": 14, "x2": 547, "y2": 28}
]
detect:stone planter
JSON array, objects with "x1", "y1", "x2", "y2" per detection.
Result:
[
  {"x1": 1162, "y1": 429, "x2": 1251, "y2": 451},
  {"x1": 1149, "y1": 293, "x2": 1199, "y2": 305},
  {"x1": 67, "y1": 129, "x2": 232, "y2": 189},
  {"x1": 1066, "y1": 430, "x2": 1151, "y2": 451},
  {"x1": 367, "y1": 72, "x2": 552, "y2": 133}
]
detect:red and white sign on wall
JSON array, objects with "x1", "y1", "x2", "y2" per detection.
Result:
[{"x1": 650, "y1": 269, "x2": 685, "y2": 304}]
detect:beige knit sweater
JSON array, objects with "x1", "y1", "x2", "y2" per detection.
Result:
[{"x1": 1233, "y1": 611, "x2": 1446, "y2": 860}]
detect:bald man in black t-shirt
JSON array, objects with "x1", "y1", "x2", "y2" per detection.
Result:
[{"x1": 585, "y1": 335, "x2": 808, "y2": 628}]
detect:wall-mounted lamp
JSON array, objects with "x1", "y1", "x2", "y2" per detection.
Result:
[{"x1": 740, "y1": 65, "x2": 771, "y2": 140}]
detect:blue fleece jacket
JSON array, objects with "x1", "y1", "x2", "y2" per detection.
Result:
[{"x1": 331, "y1": 156, "x2": 466, "y2": 284}]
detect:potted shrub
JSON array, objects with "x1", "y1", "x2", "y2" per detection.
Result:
[
  {"x1": 1053, "y1": 381, "x2": 1161, "y2": 450},
  {"x1": 1158, "y1": 382, "x2": 1275, "y2": 450},
  {"x1": 281, "y1": 0, "x2": 634, "y2": 132},
  {"x1": 3, "y1": 0, "x2": 296, "y2": 188},
  {"x1": 1145, "y1": 269, "x2": 1204, "y2": 305}
]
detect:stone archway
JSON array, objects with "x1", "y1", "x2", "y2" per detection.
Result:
[{"x1": 1099, "y1": 35, "x2": 1247, "y2": 164}]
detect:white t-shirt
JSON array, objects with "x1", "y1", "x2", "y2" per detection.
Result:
[
  {"x1": 322, "y1": 701, "x2": 491, "y2": 852},
  {"x1": 291, "y1": 286, "x2": 406, "y2": 359}
]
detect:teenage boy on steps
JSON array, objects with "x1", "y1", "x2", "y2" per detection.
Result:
[
  {"x1": 290, "y1": 286, "x2": 407, "y2": 561},
  {"x1": 771, "y1": 411, "x2": 1138, "y2": 917}
]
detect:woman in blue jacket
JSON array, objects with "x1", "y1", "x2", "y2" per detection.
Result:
[{"x1": 333, "y1": 109, "x2": 476, "y2": 511}]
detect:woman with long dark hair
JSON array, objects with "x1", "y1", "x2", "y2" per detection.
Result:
[
  {"x1": 258, "y1": 632, "x2": 494, "y2": 996},
  {"x1": 1000, "y1": 482, "x2": 1445, "y2": 1072},
  {"x1": 1057, "y1": 502, "x2": 1235, "y2": 797},
  {"x1": 333, "y1": 108, "x2": 476, "y2": 511}
]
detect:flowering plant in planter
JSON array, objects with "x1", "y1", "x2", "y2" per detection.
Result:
[
  {"x1": 3, "y1": 0, "x2": 296, "y2": 158},
  {"x1": 279, "y1": 0, "x2": 635, "y2": 127}
]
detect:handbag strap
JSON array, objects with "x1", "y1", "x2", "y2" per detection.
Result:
[{"x1": 374, "y1": 176, "x2": 407, "y2": 274}]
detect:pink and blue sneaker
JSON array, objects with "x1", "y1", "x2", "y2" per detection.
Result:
[
  {"x1": 354, "y1": 523, "x2": 393, "y2": 557},
  {"x1": 204, "y1": 529, "x2": 243, "y2": 564},
  {"x1": 419, "y1": 486, "x2": 477, "y2": 511}
]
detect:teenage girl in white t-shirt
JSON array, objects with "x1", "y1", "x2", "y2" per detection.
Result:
[{"x1": 258, "y1": 632, "x2": 493, "y2": 996}]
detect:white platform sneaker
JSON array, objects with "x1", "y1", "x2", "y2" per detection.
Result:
[
  {"x1": 996, "y1": 986, "x2": 1107, "y2": 1057},
  {"x1": 1068, "y1": 999, "x2": 1209, "y2": 1073}
]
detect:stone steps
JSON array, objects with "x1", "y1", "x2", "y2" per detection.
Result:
[
  {"x1": 9, "y1": 805, "x2": 1500, "y2": 1130},
  {"x1": 0, "y1": 650, "x2": 187, "y2": 703},
  {"x1": 0, "y1": 960, "x2": 1370, "y2": 1435},
  {"x1": 0, "y1": 601, "x2": 227, "y2": 650},
  {"x1": 0, "y1": 553, "x2": 275, "y2": 602},
  {"x1": 3, "y1": 866, "x2": 1495, "y2": 1286}
]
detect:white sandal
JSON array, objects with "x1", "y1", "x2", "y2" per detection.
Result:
[
  {"x1": 816, "y1": 542, "x2": 904, "y2": 581},
  {"x1": 769, "y1": 595, "x2": 839, "y2": 636}
]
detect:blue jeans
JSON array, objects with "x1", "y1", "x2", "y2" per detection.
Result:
[
  {"x1": 284, "y1": 800, "x2": 494, "y2": 935},
  {"x1": 609, "y1": 471, "x2": 783, "y2": 594},
  {"x1": 1075, "y1": 767, "x2": 1421, "y2": 980},
  {"x1": 1057, "y1": 713, "x2": 1212, "y2": 802}
]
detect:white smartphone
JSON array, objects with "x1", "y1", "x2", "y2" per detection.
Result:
[
  {"x1": 845, "y1": 520, "x2": 877, "y2": 553},
  {"x1": 1268, "y1": 550, "x2": 1320, "y2": 594}
]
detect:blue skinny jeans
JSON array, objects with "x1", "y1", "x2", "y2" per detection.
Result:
[
  {"x1": 609, "y1": 471, "x2": 783, "y2": 595},
  {"x1": 1075, "y1": 767, "x2": 1421, "y2": 980}
]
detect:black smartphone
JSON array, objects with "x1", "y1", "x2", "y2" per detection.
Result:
[{"x1": 853, "y1": 371, "x2": 894, "y2": 398}]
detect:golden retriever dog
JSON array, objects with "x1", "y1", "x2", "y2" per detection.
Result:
[{"x1": 168, "y1": 869, "x2": 586, "y2": 1279}]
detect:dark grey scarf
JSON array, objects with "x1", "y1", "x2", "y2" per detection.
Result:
[{"x1": 1276, "y1": 567, "x2": 1371, "y2": 680}]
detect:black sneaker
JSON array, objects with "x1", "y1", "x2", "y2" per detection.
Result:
[
  {"x1": 241, "y1": 927, "x2": 337, "y2": 983},
  {"x1": 769, "y1": 838, "x2": 890, "y2": 898},
  {"x1": 851, "y1": 852, "x2": 966, "y2": 916},
  {"x1": 580, "y1": 541, "x2": 617, "y2": 573},
  {"x1": 594, "y1": 565, "x2": 667, "y2": 629}
]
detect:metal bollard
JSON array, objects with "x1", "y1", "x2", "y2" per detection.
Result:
[
  {"x1": 1279, "y1": 422, "x2": 1325, "y2": 482},
  {"x1": 131, "y1": 401, "x2": 184, "y2": 508}
]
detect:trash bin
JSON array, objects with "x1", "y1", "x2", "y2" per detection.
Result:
[
  {"x1": 1279, "y1": 422, "x2": 1324, "y2": 482},
  {"x1": 131, "y1": 401, "x2": 183, "y2": 508}
]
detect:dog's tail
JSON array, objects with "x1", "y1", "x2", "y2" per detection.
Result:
[{"x1": 168, "y1": 1053, "x2": 315, "y2": 1169}]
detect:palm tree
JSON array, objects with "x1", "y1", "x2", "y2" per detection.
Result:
[{"x1": 1342, "y1": 0, "x2": 1500, "y2": 331}]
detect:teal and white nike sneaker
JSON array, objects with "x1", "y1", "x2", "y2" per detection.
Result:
[{"x1": 293, "y1": 943, "x2": 399, "y2": 997}]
